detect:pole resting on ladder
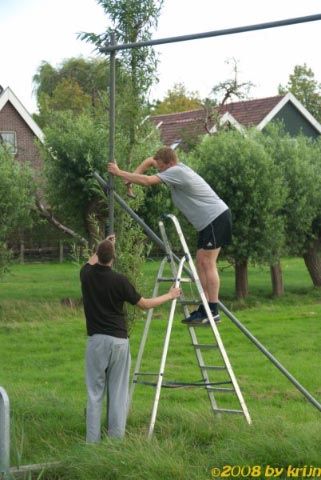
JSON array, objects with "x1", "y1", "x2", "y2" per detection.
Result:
[{"x1": 129, "y1": 214, "x2": 251, "y2": 437}]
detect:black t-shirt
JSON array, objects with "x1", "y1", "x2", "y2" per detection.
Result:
[{"x1": 80, "y1": 263, "x2": 141, "y2": 338}]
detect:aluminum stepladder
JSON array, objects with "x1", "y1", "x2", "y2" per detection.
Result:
[{"x1": 129, "y1": 214, "x2": 251, "y2": 437}]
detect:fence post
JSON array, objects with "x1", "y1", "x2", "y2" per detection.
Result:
[
  {"x1": 0, "y1": 387, "x2": 10, "y2": 478},
  {"x1": 59, "y1": 240, "x2": 64, "y2": 263},
  {"x1": 20, "y1": 239, "x2": 25, "y2": 264}
]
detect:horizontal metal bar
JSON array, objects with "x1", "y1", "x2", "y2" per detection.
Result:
[
  {"x1": 101, "y1": 14, "x2": 321, "y2": 52},
  {"x1": 134, "y1": 380, "x2": 232, "y2": 388},
  {"x1": 158, "y1": 277, "x2": 193, "y2": 283},
  {"x1": 134, "y1": 372, "x2": 161, "y2": 376},
  {"x1": 201, "y1": 365, "x2": 226, "y2": 371},
  {"x1": 207, "y1": 387, "x2": 234, "y2": 393},
  {"x1": 179, "y1": 300, "x2": 200, "y2": 305},
  {"x1": 192, "y1": 344, "x2": 218, "y2": 349},
  {"x1": 9, "y1": 462, "x2": 61, "y2": 479},
  {"x1": 213, "y1": 408, "x2": 243, "y2": 414}
]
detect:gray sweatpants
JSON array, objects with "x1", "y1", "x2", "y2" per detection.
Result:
[{"x1": 85, "y1": 334, "x2": 131, "y2": 442}]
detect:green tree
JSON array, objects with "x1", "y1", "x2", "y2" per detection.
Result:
[
  {"x1": 151, "y1": 83, "x2": 202, "y2": 114},
  {"x1": 260, "y1": 124, "x2": 321, "y2": 287},
  {"x1": 39, "y1": 111, "x2": 108, "y2": 244},
  {"x1": 188, "y1": 130, "x2": 286, "y2": 299},
  {"x1": 33, "y1": 57, "x2": 113, "y2": 127},
  {"x1": 80, "y1": 0, "x2": 164, "y2": 162},
  {"x1": 39, "y1": 107, "x2": 161, "y2": 281},
  {"x1": 279, "y1": 64, "x2": 321, "y2": 122},
  {"x1": 0, "y1": 147, "x2": 35, "y2": 274}
]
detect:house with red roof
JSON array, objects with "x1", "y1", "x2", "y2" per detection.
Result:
[
  {"x1": 150, "y1": 93, "x2": 321, "y2": 149},
  {"x1": 0, "y1": 86, "x2": 44, "y2": 169}
]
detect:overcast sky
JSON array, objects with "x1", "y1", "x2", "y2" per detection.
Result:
[{"x1": 1, "y1": 0, "x2": 321, "y2": 113}]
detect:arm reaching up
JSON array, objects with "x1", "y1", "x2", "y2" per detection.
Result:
[{"x1": 108, "y1": 161, "x2": 161, "y2": 187}]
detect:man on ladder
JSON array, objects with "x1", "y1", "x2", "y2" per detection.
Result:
[{"x1": 108, "y1": 146, "x2": 232, "y2": 325}]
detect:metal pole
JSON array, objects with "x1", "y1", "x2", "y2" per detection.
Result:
[
  {"x1": 94, "y1": 172, "x2": 165, "y2": 250},
  {"x1": 0, "y1": 387, "x2": 10, "y2": 478},
  {"x1": 217, "y1": 302, "x2": 321, "y2": 412},
  {"x1": 100, "y1": 14, "x2": 321, "y2": 53},
  {"x1": 93, "y1": 171, "x2": 321, "y2": 413},
  {"x1": 107, "y1": 32, "x2": 116, "y2": 235}
]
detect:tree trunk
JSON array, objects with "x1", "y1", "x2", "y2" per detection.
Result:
[
  {"x1": 235, "y1": 259, "x2": 248, "y2": 299},
  {"x1": 270, "y1": 261, "x2": 284, "y2": 296},
  {"x1": 303, "y1": 238, "x2": 321, "y2": 287}
]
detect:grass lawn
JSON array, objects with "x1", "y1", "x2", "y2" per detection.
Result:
[{"x1": 0, "y1": 258, "x2": 320, "y2": 479}]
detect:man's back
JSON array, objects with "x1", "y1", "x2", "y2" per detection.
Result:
[{"x1": 80, "y1": 263, "x2": 141, "y2": 338}]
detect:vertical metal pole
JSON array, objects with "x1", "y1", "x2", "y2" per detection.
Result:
[
  {"x1": 0, "y1": 387, "x2": 10, "y2": 478},
  {"x1": 107, "y1": 32, "x2": 116, "y2": 235}
]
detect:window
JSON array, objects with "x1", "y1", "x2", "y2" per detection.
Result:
[{"x1": 0, "y1": 131, "x2": 17, "y2": 154}]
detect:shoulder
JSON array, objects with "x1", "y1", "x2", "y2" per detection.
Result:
[{"x1": 80, "y1": 262, "x2": 92, "y2": 279}]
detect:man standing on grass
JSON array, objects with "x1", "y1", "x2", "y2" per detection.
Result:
[
  {"x1": 80, "y1": 235, "x2": 181, "y2": 442},
  {"x1": 108, "y1": 146, "x2": 232, "y2": 326}
]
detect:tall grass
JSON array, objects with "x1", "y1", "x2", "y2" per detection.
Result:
[{"x1": 0, "y1": 259, "x2": 320, "y2": 479}]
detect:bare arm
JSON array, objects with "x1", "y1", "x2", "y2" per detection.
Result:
[
  {"x1": 133, "y1": 157, "x2": 158, "y2": 174},
  {"x1": 108, "y1": 162, "x2": 161, "y2": 186},
  {"x1": 137, "y1": 286, "x2": 181, "y2": 310}
]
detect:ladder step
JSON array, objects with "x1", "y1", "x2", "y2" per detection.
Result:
[
  {"x1": 134, "y1": 380, "x2": 231, "y2": 388},
  {"x1": 213, "y1": 408, "x2": 244, "y2": 415},
  {"x1": 134, "y1": 372, "x2": 162, "y2": 376},
  {"x1": 200, "y1": 365, "x2": 227, "y2": 371},
  {"x1": 192, "y1": 343, "x2": 218, "y2": 350},
  {"x1": 179, "y1": 300, "x2": 200, "y2": 305},
  {"x1": 158, "y1": 277, "x2": 193, "y2": 283},
  {"x1": 207, "y1": 387, "x2": 234, "y2": 392}
]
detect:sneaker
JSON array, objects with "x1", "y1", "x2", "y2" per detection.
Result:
[{"x1": 182, "y1": 306, "x2": 221, "y2": 326}]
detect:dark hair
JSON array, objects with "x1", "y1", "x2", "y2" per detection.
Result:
[
  {"x1": 97, "y1": 240, "x2": 115, "y2": 264},
  {"x1": 154, "y1": 147, "x2": 178, "y2": 165}
]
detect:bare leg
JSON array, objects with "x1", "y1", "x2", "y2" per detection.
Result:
[{"x1": 196, "y1": 248, "x2": 221, "y2": 302}]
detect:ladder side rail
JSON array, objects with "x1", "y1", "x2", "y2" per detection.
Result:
[
  {"x1": 191, "y1": 269, "x2": 252, "y2": 424},
  {"x1": 148, "y1": 256, "x2": 186, "y2": 438},
  {"x1": 129, "y1": 257, "x2": 168, "y2": 409},
  {"x1": 0, "y1": 387, "x2": 10, "y2": 478},
  {"x1": 159, "y1": 220, "x2": 220, "y2": 413},
  {"x1": 158, "y1": 221, "x2": 179, "y2": 275},
  {"x1": 166, "y1": 215, "x2": 252, "y2": 424}
]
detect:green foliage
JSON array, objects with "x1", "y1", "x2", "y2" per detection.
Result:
[
  {"x1": 278, "y1": 63, "x2": 321, "y2": 122},
  {"x1": 40, "y1": 111, "x2": 108, "y2": 240},
  {"x1": 33, "y1": 57, "x2": 114, "y2": 127},
  {"x1": 80, "y1": 0, "x2": 163, "y2": 154},
  {"x1": 259, "y1": 124, "x2": 321, "y2": 255},
  {"x1": 189, "y1": 130, "x2": 286, "y2": 265},
  {"x1": 151, "y1": 82, "x2": 202, "y2": 114},
  {"x1": 81, "y1": 0, "x2": 163, "y2": 98},
  {"x1": 0, "y1": 147, "x2": 35, "y2": 274}
]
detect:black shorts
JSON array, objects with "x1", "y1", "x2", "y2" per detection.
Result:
[{"x1": 197, "y1": 209, "x2": 232, "y2": 250}]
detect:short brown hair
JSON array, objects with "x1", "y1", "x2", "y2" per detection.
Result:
[
  {"x1": 97, "y1": 239, "x2": 115, "y2": 264},
  {"x1": 154, "y1": 147, "x2": 178, "y2": 165}
]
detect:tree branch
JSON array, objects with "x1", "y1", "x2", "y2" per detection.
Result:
[{"x1": 35, "y1": 195, "x2": 88, "y2": 247}]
